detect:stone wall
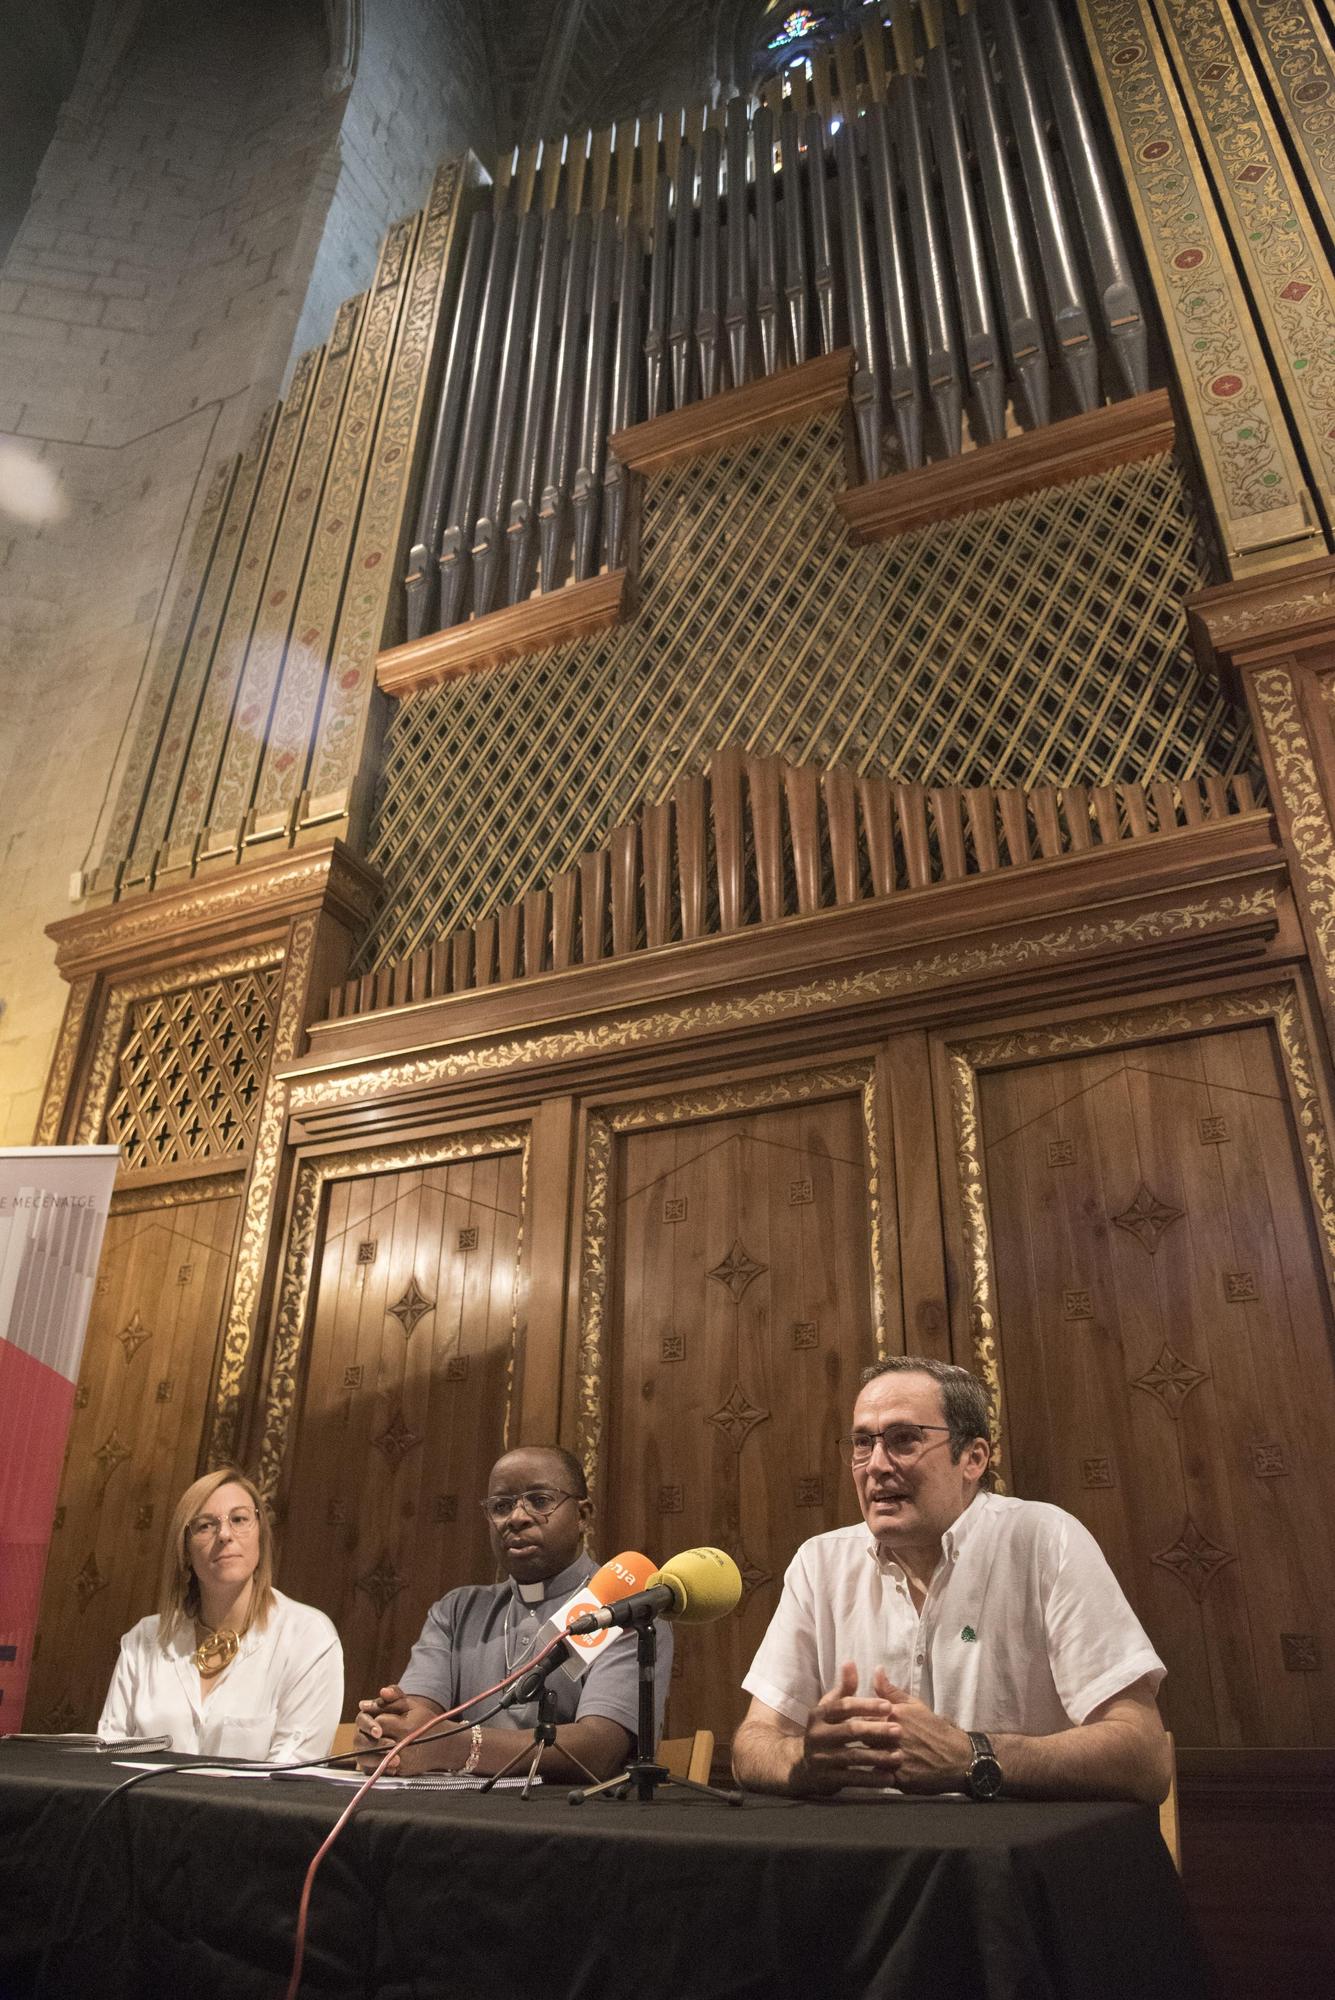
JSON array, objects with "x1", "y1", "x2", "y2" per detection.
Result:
[{"x1": 0, "y1": 0, "x2": 494, "y2": 1143}]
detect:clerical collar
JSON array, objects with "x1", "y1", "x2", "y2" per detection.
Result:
[{"x1": 507, "y1": 1551, "x2": 591, "y2": 1607}]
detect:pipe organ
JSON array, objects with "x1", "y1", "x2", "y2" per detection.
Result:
[
  {"x1": 23, "y1": 24, "x2": 1335, "y2": 1949},
  {"x1": 404, "y1": 0, "x2": 1155, "y2": 642}
]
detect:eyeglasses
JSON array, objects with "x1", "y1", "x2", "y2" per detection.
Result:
[
  {"x1": 846, "y1": 1424, "x2": 953, "y2": 1465},
  {"x1": 187, "y1": 1507, "x2": 260, "y2": 1542},
  {"x1": 479, "y1": 1487, "x2": 578, "y2": 1525}
]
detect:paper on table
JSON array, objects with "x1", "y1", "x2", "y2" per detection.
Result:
[{"x1": 275, "y1": 1767, "x2": 541, "y2": 1790}]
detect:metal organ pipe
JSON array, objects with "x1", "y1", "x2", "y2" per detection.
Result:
[
  {"x1": 572, "y1": 210, "x2": 618, "y2": 582},
  {"x1": 833, "y1": 118, "x2": 883, "y2": 481},
  {"x1": 804, "y1": 109, "x2": 839, "y2": 356},
  {"x1": 990, "y1": 0, "x2": 1101, "y2": 412},
  {"x1": 472, "y1": 209, "x2": 541, "y2": 619},
  {"x1": 954, "y1": 0, "x2": 1050, "y2": 429},
  {"x1": 1028, "y1": 0, "x2": 1148, "y2": 396},
  {"x1": 864, "y1": 99, "x2": 924, "y2": 470},
  {"x1": 921, "y1": 3, "x2": 1006, "y2": 445},
  {"x1": 404, "y1": 209, "x2": 492, "y2": 640},
  {"x1": 538, "y1": 209, "x2": 592, "y2": 593},
  {"x1": 668, "y1": 132, "x2": 697, "y2": 410},
  {"x1": 724, "y1": 96, "x2": 752, "y2": 387},
  {"x1": 603, "y1": 218, "x2": 643, "y2": 570},
  {"x1": 438, "y1": 209, "x2": 515, "y2": 628},
  {"x1": 506, "y1": 204, "x2": 566, "y2": 605},
  {"x1": 696, "y1": 121, "x2": 723, "y2": 399},
  {"x1": 645, "y1": 165, "x2": 673, "y2": 418}
]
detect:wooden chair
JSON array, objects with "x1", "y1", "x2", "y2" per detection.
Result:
[
  {"x1": 658, "y1": 1729, "x2": 715, "y2": 1785},
  {"x1": 330, "y1": 1721, "x2": 358, "y2": 1758},
  {"x1": 1159, "y1": 1733, "x2": 1181, "y2": 1871}
]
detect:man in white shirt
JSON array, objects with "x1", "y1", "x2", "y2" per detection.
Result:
[{"x1": 732, "y1": 1356, "x2": 1171, "y2": 1803}]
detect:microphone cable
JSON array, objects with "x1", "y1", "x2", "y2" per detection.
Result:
[
  {"x1": 32, "y1": 1634, "x2": 567, "y2": 1998},
  {"x1": 282, "y1": 1632, "x2": 568, "y2": 2000}
]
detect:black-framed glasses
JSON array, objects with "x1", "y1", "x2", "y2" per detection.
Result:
[
  {"x1": 845, "y1": 1424, "x2": 953, "y2": 1466},
  {"x1": 479, "y1": 1487, "x2": 579, "y2": 1525}
]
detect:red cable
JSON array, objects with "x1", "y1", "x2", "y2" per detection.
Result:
[{"x1": 283, "y1": 1634, "x2": 565, "y2": 2000}]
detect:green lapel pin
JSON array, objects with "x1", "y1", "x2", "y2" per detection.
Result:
[{"x1": 961, "y1": 1626, "x2": 977, "y2": 1643}]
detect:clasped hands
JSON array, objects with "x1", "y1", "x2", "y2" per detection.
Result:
[
  {"x1": 353, "y1": 1684, "x2": 449, "y2": 1774},
  {"x1": 798, "y1": 1663, "x2": 972, "y2": 1795}
]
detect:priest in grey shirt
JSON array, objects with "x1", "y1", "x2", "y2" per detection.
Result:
[{"x1": 355, "y1": 1444, "x2": 672, "y2": 1781}]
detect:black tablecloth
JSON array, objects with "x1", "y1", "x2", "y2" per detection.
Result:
[{"x1": 0, "y1": 1743, "x2": 1211, "y2": 2000}]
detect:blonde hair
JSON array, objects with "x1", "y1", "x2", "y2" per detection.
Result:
[{"x1": 157, "y1": 1466, "x2": 275, "y2": 1644}]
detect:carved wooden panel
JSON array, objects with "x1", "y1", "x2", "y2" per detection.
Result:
[
  {"x1": 277, "y1": 1153, "x2": 522, "y2": 1713},
  {"x1": 978, "y1": 1023, "x2": 1335, "y2": 1746},
  {"x1": 27, "y1": 1189, "x2": 242, "y2": 1730},
  {"x1": 602, "y1": 1093, "x2": 876, "y2": 1747}
]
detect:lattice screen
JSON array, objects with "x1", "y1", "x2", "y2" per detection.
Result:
[
  {"x1": 365, "y1": 410, "x2": 1252, "y2": 969},
  {"x1": 104, "y1": 966, "x2": 282, "y2": 1172}
]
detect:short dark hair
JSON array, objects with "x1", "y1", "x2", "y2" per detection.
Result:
[
  {"x1": 858, "y1": 1356, "x2": 993, "y2": 1480},
  {"x1": 498, "y1": 1444, "x2": 589, "y2": 1499}
]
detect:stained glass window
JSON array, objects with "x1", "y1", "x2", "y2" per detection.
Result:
[{"x1": 768, "y1": 9, "x2": 823, "y2": 51}]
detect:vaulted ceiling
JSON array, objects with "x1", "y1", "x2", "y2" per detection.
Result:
[{"x1": 480, "y1": 0, "x2": 729, "y2": 148}]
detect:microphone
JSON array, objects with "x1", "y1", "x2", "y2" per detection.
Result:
[
  {"x1": 498, "y1": 1551, "x2": 655, "y2": 1707},
  {"x1": 564, "y1": 1547, "x2": 743, "y2": 1634}
]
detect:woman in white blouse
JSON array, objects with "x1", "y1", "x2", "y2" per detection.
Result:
[{"x1": 98, "y1": 1466, "x2": 343, "y2": 1763}]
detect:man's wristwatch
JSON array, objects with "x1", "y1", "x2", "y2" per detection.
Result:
[{"x1": 965, "y1": 1731, "x2": 1004, "y2": 1800}]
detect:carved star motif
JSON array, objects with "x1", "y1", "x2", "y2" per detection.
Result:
[
  {"x1": 92, "y1": 1430, "x2": 131, "y2": 1483},
  {"x1": 74, "y1": 1553, "x2": 108, "y2": 1611},
  {"x1": 707, "y1": 1238, "x2": 768, "y2": 1304},
  {"x1": 356, "y1": 1554, "x2": 407, "y2": 1617},
  {"x1": 372, "y1": 1409, "x2": 423, "y2": 1468},
  {"x1": 1151, "y1": 1519, "x2": 1235, "y2": 1601},
  {"x1": 1131, "y1": 1343, "x2": 1208, "y2": 1418},
  {"x1": 117, "y1": 1311, "x2": 152, "y2": 1362},
  {"x1": 707, "y1": 1383, "x2": 771, "y2": 1452},
  {"x1": 1112, "y1": 1183, "x2": 1184, "y2": 1255},
  {"x1": 727, "y1": 1544, "x2": 772, "y2": 1604},
  {"x1": 387, "y1": 1274, "x2": 435, "y2": 1337}
]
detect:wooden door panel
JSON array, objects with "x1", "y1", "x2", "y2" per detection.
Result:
[
  {"x1": 278, "y1": 1153, "x2": 522, "y2": 1713},
  {"x1": 28, "y1": 1189, "x2": 242, "y2": 1729},
  {"x1": 604, "y1": 1094, "x2": 878, "y2": 1747},
  {"x1": 978, "y1": 1023, "x2": 1335, "y2": 1746}
]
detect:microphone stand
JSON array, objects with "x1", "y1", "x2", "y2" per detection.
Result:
[
  {"x1": 481, "y1": 1650, "x2": 602, "y2": 1798},
  {"x1": 567, "y1": 1616, "x2": 741, "y2": 1807}
]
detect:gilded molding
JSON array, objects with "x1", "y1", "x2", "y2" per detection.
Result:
[
  {"x1": 169, "y1": 364, "x2": 318, "y2": 847},
  {"x1": 1077, "y1": 0, "x2": 1319, "y2": 568},
  {"x1": 1252, "y1": 665, "x2": 1335, "y2": 993},
  {"x1": 101, "y1": 457, "x2": 236, "y2": 870},
  {"x1": 211, "y1": 293, "x2": 369, "y2": 835},
  {"x1": 290, "y1": 887, "x2": 1280, "y2": 1115},
  {"x1": 306, "y1": 158, "x2": 469, "y2": 806},
  {"x1": 575, "y1": 1065, "x2": 888, "y2": 1507},
  {"x1": 948, "y1": 985, "x2": 1335, "y2": 1395},
  {"x1": 1153, "y1": 0, "x2": 1335, "y2": 531},
  {"x1": 1239, "y1": 0, "x2": 1335, "y2": 248},
  {"x1": 52, "y1": 842, "x2": 379, "y2": 975},
  {"x1": 34, "y1": 976, "x2": 93, "y2": 1146},
  {"x1": 256, "y1": 1123, "x2": 528, "y2": 1499},
  {"x1": 944, "y1": 1048, "x2": 1004, "y2": 1475},
  {"x1": 74, "y1": 944, "x2": 284, "y2": 1147},
  {"x1": 207, "y1": 914, "x2": 318, "y2": 1466},
  {"x1": 111, "y1": 1171, "x2": 245, "y2": 1216}
]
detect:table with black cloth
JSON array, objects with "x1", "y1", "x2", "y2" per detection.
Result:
[{"x1": 0, "y1": 1741, "x2": 1210, "y2": 2000}]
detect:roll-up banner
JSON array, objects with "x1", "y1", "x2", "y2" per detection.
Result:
[{"x1": 0, "y1": 1145, "x2": 119, "y2": 1731}]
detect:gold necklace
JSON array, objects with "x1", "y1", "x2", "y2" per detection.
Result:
[{"x1": 192, "y1": 1625, "x2": 240, "y2": 1677}]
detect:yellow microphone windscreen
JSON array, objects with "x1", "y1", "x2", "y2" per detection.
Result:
[{"x1": 649, "y1": 1546, "x2": 743, "y2": 1623}]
